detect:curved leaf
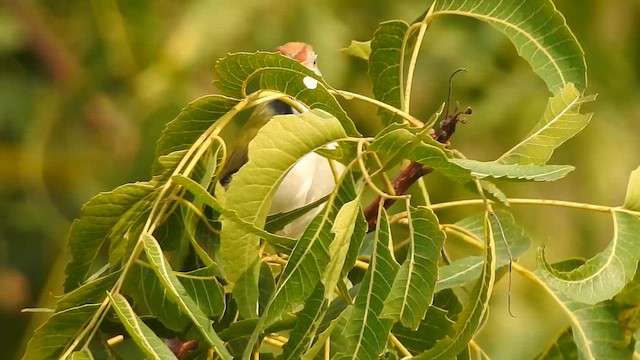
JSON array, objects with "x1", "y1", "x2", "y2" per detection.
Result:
[
  {"x1": 142, "y1": 233, "x2": 232, "y2": 359},
  {"x1": 153, "y1": 95, "x2": 238, "y2": 174},
  {"x1": 498, "y1": 83, "x2": 595, "y2": 165},
  {"x1": 381, "y1": 207, "x2": 445, "y2": 329},
  {"x1": 538, "y1": 211, "x2": 640, "y2": 304},
  {"x1": 415, "y1": 212, "x2": 496, "y2": 359},
  {"x1": 108, "y1": 293, "x2": 178, "y2": 360},
  {"x1": 280, "y1": 283, "x2": 328, "y2": 360},
  {"x1": 334, "y1": 208, "x2": 397, "y2": 359},
  {"x1": 369, "y1": 20, "x2": 409, "y2": 125},
  {"x1": 220, "y1": 109, "x2": 348, "y2": 318},
  {"x1": 261, "y1": 171, "x2": 360, "y2": 327},
  {"x1": 341, "y1": 40, "x2": 371, "y2": 60},
  {"x1": 214, "y1": 52, "x2": 359, "y2": 136},
  {"x1": 431, "y1": 0, "x2": 586, "y2": 93},
  {"x1": 22, "y1": 304, "x2": 99, "y2": 360},
  {"x1": 451, "y1": 159, "x2": 575, "y2": 182},
  {"x1": 64, "y1": 182, "x2": 157, "y2": 292},
  {"x1": 536, "y1": 260, "x2": 634, "y2": 359},
  {"x1": 321, "y1": 197, "x2": 363, "y2": 299}
]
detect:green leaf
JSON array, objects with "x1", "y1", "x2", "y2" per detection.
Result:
[
  {"x1": 261, "y1": 171, "x2": 359, "y2": 327},
  {"x1": 381, "y1": 207, "x2": 445, "y2": 329},
  {"x1": 537, "y1": 260, "x2": 634, "y2": 359},
  {"x1": 70, "y1": 350, "x2": 95, "y2": 360},
  {"x1": 369, "y1": 125, "x2": 472, "y2": 184},
  {"x1": 450, "y1": 159, "x2": 575, "y2": 182},
  {"x1": 498, "y1": 83, "x2": 595, "y2": 165},
  {"x1": 535, "y1": 327, "x2": 578, "y2": 360},
  {"x1": 341, "y1": 40, "x2": 372, "y2": 60},
  {"x1": 173, "y1": 174, "x2": 296, "y2": 253},
  {"x1": 334, "y1": 208, "x2": 398, "y2": 358},
  {"x1": 142, "y1": 233, "x2": 232, "y2": 359},
  {"x1": 431, "y1": 0, "x2": 586, "y2": 93},
  {"x1": 280, "y1": 283, "x2": 328, "y2": 360},
  {"x1": 153, "y1": 95, "x2": 238, "y2": 174},
  {"x1": 415, "y1": 212, "x2": 496, "y2": 359},
  {"x1": 220, "y1": 109, "x2": 348, "y2": 318},
  {"x1": 537, "y1": 211, "x2": 640, "y2": 304},
  {"x1": 125, "y1": 263, "x2": 189, "y2": 332},
  {"x1": 64, "y1": 182, "x2": 157, "y2": 292},
  {"x1": 264, "y1": 194, "x2": 330, "y2": 235},
  {"x1": 391, "y1": 306, "x2": 456, "y2": 355},
  {"x1": 437, "y1": 210, "x2": 531, "y2": 291},
  {"x1": 369, "y1": 20, "x2": 409, "y2": 125},
  {"x1": 214, "y1": 52, "x2": 359, "y2": 136},
  {"x1": 179, "y1": 266, "x2": 226, "y2": 319},
  {"x1": 22, "y1": 304, "x2": 100, "y2": 360},
  {"x1": 107, "y1": 292, "x2": 178, "y2": 360},
  {"x1": 321, "y1": 197, "x2": 362, "y2": 298},
  {"x1": 57, "y1": 271, "x2": 120, "y2": 311},
  {"x1": 623, "y1": 166, "x2": 640, "y2": 212}
]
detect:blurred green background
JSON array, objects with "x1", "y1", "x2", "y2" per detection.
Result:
[{"x1": 1, "y1": 0, "x2": 638, "y2": 359}]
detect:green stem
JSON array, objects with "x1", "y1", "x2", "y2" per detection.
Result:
[
  {"x1": 331, "y1": 89, "x2": 424, "y2": 127},
  {"x1": 428, "y1": 197, "x2": 640, "y2": 216},
  {"x1": 403, "y1": 4, "x2": 435, "y2": 113}
]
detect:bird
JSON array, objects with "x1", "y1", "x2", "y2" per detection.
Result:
[{"x1": 219, "y1": 42, "x2": 344, "y2": 237}]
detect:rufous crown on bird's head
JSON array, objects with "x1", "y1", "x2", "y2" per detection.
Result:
[{"x1": 276, "y1": 42, "x2": 321, "y2": 76}]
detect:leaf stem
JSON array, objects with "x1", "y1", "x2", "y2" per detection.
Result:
[
  {"x1": 389, "y1": 333, "x2": 412, "y2": 358},
  {"x1": 331, "y1": 89, "x2": 424, "y2": 127},
  {"x1": 428, "y1": 197, "x2": 639, "y2": 216},
  {"x1": 403, "y1": 4, "x2": 434, "y2": 113}
]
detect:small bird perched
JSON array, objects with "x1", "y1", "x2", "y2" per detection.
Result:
[{"x1": 220, "y1": 42, "x2": 344, "y2": 237}]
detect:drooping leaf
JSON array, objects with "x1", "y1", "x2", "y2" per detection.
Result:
[
  {"x1": 64, "y1": 182, "x2": 157, "y2": 292},
  {"x1": 321, "y1": 197, "x2": 362, "y2": 299},
  {"x1": 214, "y1": 52, "x2": 359, "y2": 136},
  {"x1": 142, "y1": 233, "x2": 232, "y2": 359},
  {"x1": 153, "y1": 95, "x2": 238, "y2": 174},
  {"x1": 107, "y1": 293, "x2": 178, "y2": 360},
  {"x1": 220, "y1": 109, "x2": 348, "y2": 319},
  {"x1": 623, "y1": 166, "x2": 640, "y2": 212},
  {"x1": 450, "y1": 159, "x2": 575, "y2": 182},
  {"x1": 415, "y1": 212, "x2": 496, "y2": 359},
  {"x1": 280, "y1": 283, "x2": 328, "y2": 360},
  {"x1": 333, "y1": 207, "x2": 398, "y2": 358},
  {"x1": 22, "y1": 304, "x2": 100, "y2": 360},
  {"x1": 431, "y1": 0, "x2": 587, "y2": 93},
  {"x1": 537, "y1": 211, "x2": 640, "y2": 304},
  {"x1": 536, "y1": 260, "x2": 634, "y2": 359},
  {"x1": 381, "y1": 207, "x2": 445, "y2": 330},
  {"x1": 261, "y1": 171, "x2": 359, "y2": 327},
  {"x1": 341, "y1": 40, "x2": 372, "y2": 60},
  {"x1": 368, "y1": 20, "x2": 409, "y2": 125},
  {"x1": 498, "y1": 83, "x2": 595, "y2": 165}
]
